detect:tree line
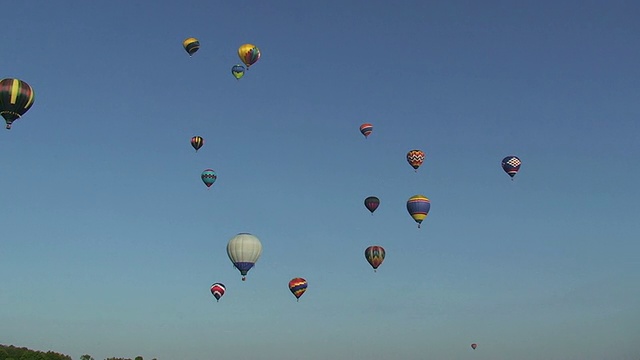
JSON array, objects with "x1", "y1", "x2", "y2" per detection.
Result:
[{"x1": 0, "y1": 345, "x2": 155, "y2": 360}]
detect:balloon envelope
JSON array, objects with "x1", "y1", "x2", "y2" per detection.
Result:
[
  {"x1": 183, "y1": 37, "x2": 200, "y2": 56},
  {"x1": 231, "y1": 64, "x2": 245, "y2": 79},
  {"x1": 210, "y1": 283, "x2": 226, "y2": 302},
  {"x1": 364, "y1": 196, "x2": 380, "y2": 214},
  {"x1": 0, "y1": 78, "x2": 35, "y2": 130},
  {"x1": 227, "y1": 233, "x2": 262, "y2": 281},
  {"x1": 289, "y1": 277, "x2": 308, "y2": 301},
  {"x1": 364, "y1": 246, "x2": 385, "y2": 271},
  {"x1": 471, "y1": 343, "x2": 477, "y2": 350},
  {"x1": 406, "y1": 149, "x2": 425, "y2": 170},
  {"x1": 238, "y1": 44, "x2": 261, "y2": 68},
  {"x1": 191, "y1": 136, "x2": 204, "y2": 151},
  {"x1": 359, "y1": 123, "x2": 373, "y2": 138},
  {"x1": 407, "y1": 195, "x2": 430, "y2": 228},
  {"x1": 201, "y1": 169, "x2": 217, "y2": 187},
  {"x1": 501, "y1": 156, "x2": 521, "y2": 179}
]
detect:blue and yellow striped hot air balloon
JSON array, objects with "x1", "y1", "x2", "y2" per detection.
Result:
[
  {"x1": 288, "y1": 277, "x2": 307, "y2": 302},
  {"x1": 0, "y1": 78, "x2": 35, "y2": 130},
  {"x1": 407, "y1": 195, "x2": 430, "y2": 228},
  {"x1": 231, "y1": 64, "x2": 245, "y2": 80}
]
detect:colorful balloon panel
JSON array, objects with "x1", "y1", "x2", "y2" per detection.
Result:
[
  {"x1": 359, "y1": 123, "x2": 373, "y2": 138},
  {"x1": 407, "y1": 195, "x2": 430, "y2": 228},
  {"x1": 201, "y1": 169, "x2": 217, "y2": 188},
  {"x1": 406, "y1": 149, "x2": 425, "y2": 170},
  {"x1": 227, "y1": 233, "x2": 262, "y2": 281},
  {"x1": 364, "y1": 246, "x2": 385, "y2": 271},
  {"x1": 288, "y1": 277, "x2": 307, "y2": 301},
  {"x1": 231, "y1": 64, "x2": 245, "y2": 80},
  {"x1": 364, "y1": 196, "x2": 380, "y2": 214},
  {"x1": 238, "y1": 44, "x2": 261, "y2": 68},
  {"x1": 210, "y1": 283, "x2": 226, "y2": 302},
  {"x1": 191, "y1": 136, "x2": 204, "y2": 151},
  {"x1": 501, "y1": 156, "x2": 521, "y2": 179},
  {"x1": 0, "y1": 78, "x2": 35, "y2": 130},
  {"x1": 183, "y1": 37, "x2": 200, "y2": 56}
]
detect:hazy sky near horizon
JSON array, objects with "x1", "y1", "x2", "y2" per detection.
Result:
[{"x1": 1, "y1": 1, "x2": 639, "y2": 360}]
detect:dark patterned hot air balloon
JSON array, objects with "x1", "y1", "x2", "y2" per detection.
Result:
[
  {"x1": 288, "y1": 277, "x2": 307, "y2": 302},
  {"x1": 364, "y1": 246, "x2": 385, "y2": 272},
  {"x1": 210, "y1": 283, "x2": 226, "y2": 302},
  {"x1": 501, "y1": 156, "x2": 521, "y2": 180},
  {"x1": 191, "y1": 136, "x2": 204, "y2": 152},
  {"x1": 471, "y1": 343, "x2": 478, "y2": 350},
  {"x1": 231, "y1": 64, "x2": 245, "y2": 80},
  {"x1": 406, "y1": 149, "x2": 425, "y2": 171},
  {"x1": 359, "y1": 123, "x2": 373, "y2": 138},
  {"x1": 0, "y1": 78, "x2": 35, "y2": 130},
  {"x1": 407, "y1": 195, "x2": 430, "y2": 228},
  {"x1": 364, "y1": 196, "x2": 380, "y2": 215},
  {"x1": 183, "y1": 37, "x2": 200, "y2": 56},
  {"x1": 238, "y1": 44, "x2": 261, "y2": 69},
  {"x1": 201, "y1": 169, "x2": 217, "y2": 188}
]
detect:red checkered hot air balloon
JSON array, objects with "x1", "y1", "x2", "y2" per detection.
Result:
[{"x1": 501, "y1": 155, "x2": 521, "y2": 180}]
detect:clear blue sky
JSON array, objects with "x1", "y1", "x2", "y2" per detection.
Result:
[{"x1": 1, "y1": 1, "x2": 639, "y2": 359}]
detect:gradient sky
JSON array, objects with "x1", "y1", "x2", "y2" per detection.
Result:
[{"x1": 1, "y1": 1, "x2": 639, "y2": 360}]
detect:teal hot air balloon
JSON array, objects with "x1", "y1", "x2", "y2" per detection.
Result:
[
  {"x1": 201, "y1": 169, "x2": 217, "y2": 188},
  {"x1": 0, "y1": 78, "x2": 35, "y2": 130}
]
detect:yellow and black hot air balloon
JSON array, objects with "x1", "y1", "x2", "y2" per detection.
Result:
[
  {"x1": 191, "y1": 136, "x2": 204, "y2": 152},
  {"x1": 0, "y1": 78, "x2": 35, "y2": 130},
  {"x1": 183, "y1": 37, "x2": 200, "y2": 56}
]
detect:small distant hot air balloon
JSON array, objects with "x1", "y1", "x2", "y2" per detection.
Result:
[
  {"x1": 0, "y1": 78, "x2": 35, "y2": 130},
  {"x1": 191, "y1": 136, "x2": 204, "y2": 152},
  {"x1": 364, "y1": 246, "x2": 385, "y2": 272},
  {"x1": 501, "y1": 156, "x2": 521, "y2": 180},
  {"x1": 288, "y1": 277, "x2": 307, "y2": 302},
  {"x1": 359, "y1": 123, "x2": 373, "y2": 138},
  {"x1": 471, "y1": 343, "x2": 477, "y2": 350},
  {"x1": 201, "y1": 169, "x2": 217, "y2": 188},
  {"x1": 183, "y1": 37, "x2": 200, "y2": 56},
  {"x1": 406, "y1": 150, "x2": 425, "y2": 171},
  {"x1": 238, "y1": 44, "x2": 261, "y2": 69},
  {"x1": 364, "y1": 196, "x2": 380, "y2": 215},
  {"x1": 231, "y1": 64, "x2": 245, "y2": 80},
  {"x1": 210, "y1": 283, "x2": 226, "y2": 302},
  {"x1": 227, "y1": 233, "x2": 262, "y2": 281},
  {"x1": 407, "y1": 195, "x2": 430, "y2": 228}
]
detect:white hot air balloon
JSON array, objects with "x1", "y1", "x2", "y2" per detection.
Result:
[{"x1": 227, "y1": 233, "x2": 262, "y2": 281}]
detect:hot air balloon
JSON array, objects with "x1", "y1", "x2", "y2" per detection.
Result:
[
  {"x1": 364, "y1": 196, "x2": 380, "y2": 214},
  {"x1": 406, "y1": 150, "x2": 425, "y2": 171},
  {"x1": 501, "y1": 156, "x2": 521, "y2": 180},
  {"x1": 359, "y1": 123, "x2": 373, "y2": 138},
  {"x1": 288, "y1": 277, "x2": 307, "y2": 302},
  {"x1": 238, "y1": 44, "x2": 261, "y2": 69},
  {"x1": 201, "y1": 169, "x2": 217, "y2": 188},
  {"x1": 191, "y1": 136, "x2": 204, "y2": 152},
  {"x1": 364, "y1": 246, "x2": 385, "y2": 272},
  {"x1": 0, "y1": 78, "x2": 35, "y2": 130},
  {"x1": 227, "y1": 233, "x2": 262, "y2": 281},
  {"x1": 231, "y1": 64, "x2": 245, "y2": 80},
  {"x1": 210, "y1": 283, "x2": 226, "y2": 302},
  {"x1": 407, "y1": 195, "x2": 430, "y2": 228},
  {"x1": 183, "y1": 37, "x2": 200, "y2": 56},
  {"x1": 471, "y1": 343, "x2": 477, "y2": 350}
]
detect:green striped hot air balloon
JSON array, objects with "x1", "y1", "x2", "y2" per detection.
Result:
[{"x1": 0, "y1": 78, "x2": 35, "y2": 130}]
